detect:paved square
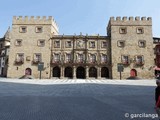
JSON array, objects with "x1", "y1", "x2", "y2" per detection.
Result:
[{"x1": 0, "y1": 79, "x2": 158, "y2": 120}]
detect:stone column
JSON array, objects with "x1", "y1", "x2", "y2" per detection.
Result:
[
  {"x1": 60, "y1": 66, "x2": 64, "y2": 79},
  {"x1": 97, "y1": 67, "x2": 101, "y2": 79},
  {"x1": 73, "y1": 66, "x2": 76, "y2": 79},
  {"x1": 86, "y1": 66, "x2": 89, "y2": 79}
]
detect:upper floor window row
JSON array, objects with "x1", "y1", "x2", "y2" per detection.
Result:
[
  {"x1": 119, "y1": 27, "x2": 144, "y2": 34},
  {"x1": 19, "y1": 26, "x2": 43, "y2": 33}
]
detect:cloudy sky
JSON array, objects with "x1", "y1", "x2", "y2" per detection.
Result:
[{"x1": 0, "y1": 0, "x2": 160, "y2": 37}]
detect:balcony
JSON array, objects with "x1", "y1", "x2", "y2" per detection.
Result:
[
  {"x1": 135, "y1": 61, "x2": 144, "y2": 66},
  {"x1": 32, "y1": 59, "x2": 41, "y2": 64},
  {"x1": 15, "y1": 58, "x2": 24, "y2": 64},
  {"x1": 122, "y1": 60, "x2": 129, "y2": 65},
  {"x1": 51, "y1": 59, "x2": 60, "y2": 64}
]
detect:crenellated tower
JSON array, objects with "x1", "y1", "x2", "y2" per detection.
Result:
[
  {"x1": 107, "y1": 16, "x2": 154, "y2": 79},
  {"x1": 7, "y1": 16, "x2": 59, "y2": 78}
]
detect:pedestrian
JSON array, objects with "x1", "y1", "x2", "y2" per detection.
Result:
[{"x1": 155, "y1": 79, "x2": 160, "y2": 119}]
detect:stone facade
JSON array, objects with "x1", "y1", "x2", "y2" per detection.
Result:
[
  {"x1": 107, "y1": 16, "x2": 155, "y2": 79},
  {"x1": 5, "y1": 16, "x2": 156, "y2": 79},
  {"x1": 7, "y1": 16, "x2": 59, "y2": 78}
]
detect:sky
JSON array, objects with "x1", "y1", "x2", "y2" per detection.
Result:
[{"x1": 0, "y1": 0, "x2": 160, "y2": 37}]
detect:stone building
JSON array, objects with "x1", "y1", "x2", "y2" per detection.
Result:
[
  {"x1": 7, "y1": 16, "x2": 59, "y2": 78},
  {"x1": 50, "y1": 35, "x2": 111, "y2": 79},
  {"x1": 6, "y1": 16, "x2": 156, "y2": 79},
  {"x1": 107, "y1": 17, "x2": 155, "y2": 79},
  {"x1": 0, "y1": 28, "x2": 10, "y2": 77}
]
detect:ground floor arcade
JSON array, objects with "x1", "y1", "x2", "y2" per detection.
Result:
[{"x1": 51, "y1": 66, "x2": 110, "y2": 79}]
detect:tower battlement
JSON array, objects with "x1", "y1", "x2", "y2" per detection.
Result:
[
  {"x1": 13, "y1": 16, "x2": 59, "y2": 31},
  {"x1": 109, "y1": 16, "x2": 152, "y2": 26}
]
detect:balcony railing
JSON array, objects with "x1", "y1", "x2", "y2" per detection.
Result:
[
  {"x1": 122, "y1": 60, "x2": 129, "y2": 65},
  {"x1": 32, "y1": 59, "x2": 41, "y2": 64},
  {"x1": 135, "y1": 61, "x2": 144, "y2": 66},
  {"x1": 15, "y1": 58, "x2": 24, "y2": 64}
]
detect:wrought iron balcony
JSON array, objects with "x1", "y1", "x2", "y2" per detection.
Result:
[{"x1": 15, "y1": 58, "x2": 24, "y2": 64}]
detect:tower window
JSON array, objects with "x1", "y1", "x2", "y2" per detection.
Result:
[
  {"x1": 138, "y1": 40, "x2": 146, "y2": 47},
  {"x1": 137, "y1": 27, "x2": 144, "y2": 34},
  {"x1": 15, "y1": 39, "x2": 22, "y2": 46},
  {"x1": 38, "y1": 39, "x2": 45, "y2": 47},
  {"x1": 119, "y1": 27, "x2": 127, "y2": 34},
  {"x1": 20, "y1": 26, "x2": 27, "y2": 33},
  {"x1": 117, "y1": 40, "x2": 125, "y2": 47},
  {"x1": 36, "y1": 26, "x2": 43, "y2": 33}
]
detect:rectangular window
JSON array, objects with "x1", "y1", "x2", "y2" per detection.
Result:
[
  {"x1": 78, "y1": 54, "x2": 84, "y2": 63},
  {"x1": 35, "y1": 26, "x2": 43, "y2": 33},
  {"x1": 33, "y1": 53, "x2": 41, "y2": 63},
  {"x1": 137, "y1": 27, "x2": 144, "y2": 34},
  {"x1": 138, "y1": 40, "x2": 146, "y2": 47},
  {"x1": 101, "y1": 54, "x2": 107, "y2": 63},
  {"x1": 54, "y1": 53, "x2": 60, "y2": 62},
  {"x1": 15, "y1": 53, "x2": 24, "y2": 63},
  {"x1": 122, "y1": 55, "x2": 129, "y2": 64},
  {"x1": 90, "y1": 54, "x2": 96, "y2": 63},
  {"x1": 117, "y1": 40, "x2": 125, "y2": 47},
  {"x1": 54, "y1": 41, "x2": 60, "y2": 48},
  {"x1": 66, "y1": 53, "x2": 71, "y2": 62},
  {"x1": 15, "y1": 39, "x2": 22, "y2": 46},
  {"x1": 89, "y1": 41, "x2": 95, "y2": 48},
  {"x1": 38, "y1": 39, "x2": 45, "y2": 47},
  {"x1": 101, "y1": 41, "x2": 107, "y2": 48},
  {"x1": 19, "y1": 26, "x2": 27, "y2": 33},
  {"x1": 65, "y1": 41, "x2": 72, "y2": 48},
  {"x1": 135, "y1": 55, "x2": 144, "y2": 65},
  {"x1": 119, "y1": 27, "x2": 127, "y2": 34}
]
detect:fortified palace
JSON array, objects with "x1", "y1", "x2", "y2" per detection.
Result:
[{"x1": 0, "y1": 16, "x2": 160, "y2": 79}]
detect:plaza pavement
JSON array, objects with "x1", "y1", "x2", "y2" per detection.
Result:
[{"x1": 0, "y1": 78, "x2": 158, "y2": 120}]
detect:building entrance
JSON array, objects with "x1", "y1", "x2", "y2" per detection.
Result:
[{"x1": 76, "y1": 66, "x2": 85, "y2": 79}]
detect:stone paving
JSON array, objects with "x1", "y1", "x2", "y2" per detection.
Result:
[{"x1": 0, "y1": 79, "x2": 158, "y2": 120}]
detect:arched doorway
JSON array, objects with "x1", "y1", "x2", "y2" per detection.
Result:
[
  {"x1": 64, "y1": 67, "x2": 73, "y2": 78},
  {"x1": 101, "y1": 67, "x2": 109, "y2": 78},
  {"x1": 53, "y1": 66, "x2": 60, "y2": 78},
  {"x1": 25, "y1": 68, "x2": 32, "y2": 75},
  {"x1": 130, "y1": 69, "x2": 137, "y2": 77},
  {"x1": 76, "y1": 66, "x2": 85, "y2": 79},
  {"x1": 89, "y1": 67, "x2": 97, "y2": 78}
]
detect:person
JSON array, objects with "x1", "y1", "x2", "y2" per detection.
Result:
[{"x1": 155, "y1": 79, "x2": 160, "y2": 119}]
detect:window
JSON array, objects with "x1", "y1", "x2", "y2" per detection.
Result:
[
  {"x1": 117, "y1": 40, "x2": 125, "y2": 47},
  {"x1": 66, "y1": 53, "x2": 72, "y2": 62},
  {"x1": 15, "y1": 53, "x2": 24, "y2": 63},
  {"x1": 119, "y1": 27, "x2": 127, "y2": 34},
  {"x1": 15, "y1": 39, "x2": 22, "y2": 46},
  {"x1": 137, "y1": 27, "x2": 144, "y2": 34},
  {"x1": 135, "y1": 55, "x2": 144, "y2": 65},
  {"x1": 65, "y1": 41, "x2": 72, "y2": 48},
  {"x1": 121, "y1": 55, "x2": 129, "y2": 64},
  {"x1": 89, "y1": 41, "x2": 95, "y2": 48},
  {"x1": 54, "y1": 41, "x2": 60, "y2": 48},
  {"x1": 101, "y1": 54, "x2": 107, "y2": 63},
  {"x1": 38, "y1": 40, "x2": 45, "y2": 47},
  {"x1": 54, "y1": 53, "x2": 60, "y2": 63},
  {"x1": 20, "y1": 26, "x2": 27, "y2": 33},
  {"x1": 101, "y1": 41, "x2": 107, "y2": 48},
  {"x1": 33, "y1": 53, "x2": 41, "y2": 63},
  {"x1": 78, "y1": 54, "x2": 84, "y2": 63},
  {"x1": 35, "y1": 26, "x2": 43, "y2": 33},
  {"x1": 90, "y1": 54, "x2": 96, "y2": 63},
  {"x1": 138, "y1": 40, "x2": 146, "y2": 47}
]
